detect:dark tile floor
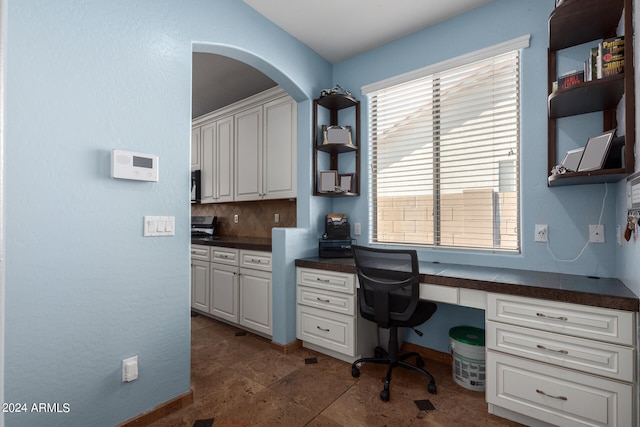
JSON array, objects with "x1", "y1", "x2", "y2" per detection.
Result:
[{"x1": 150, "y1": 315, "x2": 524, "y2": 427}]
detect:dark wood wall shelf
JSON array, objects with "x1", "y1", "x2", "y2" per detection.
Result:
[
  {"x1": 547, "y1": 0, "x2": 635, "y2": 187},
  {"x1": 313, "y1": 94, "x2": 360, "y2": 196}
]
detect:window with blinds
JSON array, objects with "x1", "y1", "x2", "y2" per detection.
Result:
[{"x1": 368, "y1": 48, "x2": 521, "y2": 252}]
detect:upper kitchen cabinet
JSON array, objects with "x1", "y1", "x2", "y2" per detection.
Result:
[
  {"x1": 192, "y1": 115, "x2": 234, "y2": 203},
  {"x1": 192, "y1": 87, "x2": 297, "y2": 203},
  {"x1": 313, "y1": 93, "x2": 360, "y2": 196},
  {"x1": 191, "y1": 127, "x2": 201, "y2": 171},
  {"x1": 235, "y1": 96, "x2": 297, "y2": 201},
  {"x1": 547, "y1": 0, "x2": 635, "y2": 186}
]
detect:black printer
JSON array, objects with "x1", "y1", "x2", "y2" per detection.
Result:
[{"x1": 319, "y1": 214, "x2": 353, "y2": 258}]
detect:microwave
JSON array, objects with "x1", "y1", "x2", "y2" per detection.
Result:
[{"x1": 191, "y1": 170, "x2": 201, "y2": 203}]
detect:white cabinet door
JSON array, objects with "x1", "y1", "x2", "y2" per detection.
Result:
[
  {"x1": 263, "y1": 96, "x2": 296, "y2": 199},
  {"x1": 191, "y1": 259, "x2": 210, "y2": 313},
  {"x1": 191, "y1": 126, "x2": 201, "y2": 171},
  {"x1": 216, "y1": 115, "x2": 234, "y2": 203},
  {"x1": 210, "y1": 263, "x2": 239, "y2": 324},
  {"x1": 235, "y1": 106, "x2": 263, "y2": 201},
  {"x1": 199, "y1": 121, "x2": 216, "y2": 202},
  {"x1": 239, "y1": 268, "x2": 272, "y2": 336}
]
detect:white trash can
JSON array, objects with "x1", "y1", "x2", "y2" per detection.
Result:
[{"x1": 449, "y1": 326, "x2": 485, "y2": 392}]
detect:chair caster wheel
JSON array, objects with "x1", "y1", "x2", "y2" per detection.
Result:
[
  {"x1": 380, "y1": 388, "x2": 390, "y2": 401},
  {"x1": 428, "y1": 382, "x2": 437, "y2": 394},
  {"x1": 351, "y1": 366, "x2": 360, "y2": 378},
  {"x1": 416, "y1": 356, "x2": 425, "y2": 368}
]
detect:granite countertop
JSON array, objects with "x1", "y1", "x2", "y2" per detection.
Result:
[
  {"x1": 295, "y1": 257, "x2": 639, "y2": 312},
  {"x1": 191, "y1": 236, "x2": 272, "y2": 252}
]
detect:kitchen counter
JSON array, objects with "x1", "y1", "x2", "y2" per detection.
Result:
[
  {"x1": 191, "y1": 236, "x2": 272, "y2": 252},
  {"x1": 295, "y1": 257, "x2": 639, "y2": 312}
]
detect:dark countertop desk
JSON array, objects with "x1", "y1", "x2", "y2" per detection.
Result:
[
  {"x1": 295, "y1": 257, "x2": 639, "y2": 312},
  {"x1": 192, "y1": 236, "x2": 272, "y2": 252}
]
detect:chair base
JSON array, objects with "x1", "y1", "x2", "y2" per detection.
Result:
[{"x1": 351, "y1": 346, "x2": 437, "y2": 401}]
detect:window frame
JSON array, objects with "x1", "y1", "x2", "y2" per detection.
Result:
[{"x1": 363, "y1": 36, "x2": 530, "y2": 253}]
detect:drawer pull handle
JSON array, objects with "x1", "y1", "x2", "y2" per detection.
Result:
[
  {"x1": 536, "y1": 313, "x2": 568, "y2": 321},
  {"x1": 536, "y1": 389, "x2": 567, "y2": 401},
  {"x1": 536, "y1": 344, "x2": 568, "y2": 355},
  {"x1": 316, "y1": 278, "x2": 331, "y2": 283},
  {"x1": 317, "y1": 326, "x2": 330, "y2": 332},
  {"x1": 316, "y1": 297, "x2": 331, "y2": 303}
]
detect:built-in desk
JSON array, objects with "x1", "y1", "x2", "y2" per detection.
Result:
[
  {"x1": 295, "y1": 257, "x2": 639, "y2": 427},
  {"x1": 295, "y1": 257, "x2": 639, "y2": 311}
]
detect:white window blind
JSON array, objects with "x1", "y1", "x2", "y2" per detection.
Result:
[{"x1": 368, "y1": 48, "x2": 521, "y2": 252}]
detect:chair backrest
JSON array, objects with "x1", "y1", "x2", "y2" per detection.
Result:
[{"x1": 352, "y1": 245, "x2": 420, "y2": 328}]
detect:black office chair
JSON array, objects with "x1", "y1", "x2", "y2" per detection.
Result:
[{"x1": 350, "y1": 245, "x2": 438, "y2": 401}]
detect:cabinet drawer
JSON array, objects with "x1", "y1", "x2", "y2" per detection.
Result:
[
  {"x1": 297, "y1": 268, "x2": 355, "y2": 294},
  {"x1": 297, "y1": 286, "x2": 355, "y2": 316},
  {"x1": 419, "y1": 283, "x2": 459, "y2": 305},
  {"x1": 211, "y1": 247, "x2": 239, "y2": 266},
  {"x1": 240, "y1": 250, "x2": 272, "y2": 271},
  {"x1": 191, "y1": 244, "x2": 210, "y2": 261},
  {"x1": 487, "y1": 351, "x2": 632, "y2": 427},
  {"x1": 487, "y1": 293, "x2": 635, "y2": 346},
  {"x1": 487, "y1": 321, "x2": 634, "y2": 382},
  {"x1": 297, "y1": 305, "x2": 354, "y2": 356}
]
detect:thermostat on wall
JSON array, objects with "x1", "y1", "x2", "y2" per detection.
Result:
[{"x1": 111, "y1": 149, "x2": 158, "y2": 182}]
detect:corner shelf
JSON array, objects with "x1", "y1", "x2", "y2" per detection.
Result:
[
  {"x1": 313, "y1": 94, "x2": 360, "y2": 196},
  {"x1": 547, "y1": 0, "x2": 635, "y2": 187}
]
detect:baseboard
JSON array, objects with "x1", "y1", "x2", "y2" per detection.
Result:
[
  {"x1": 116, "y1": 389, "x2": 193, "y2": 427},
  {"x1": 402, "y1": 341, "x2": 453, "y2": 366},
  {"x1": 271, "y1": 338, "x2": 302, "y2": 354}
]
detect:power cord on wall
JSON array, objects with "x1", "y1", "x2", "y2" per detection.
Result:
[{"x1": 545, "y1": 182, "x2": 608, "y2": 263}]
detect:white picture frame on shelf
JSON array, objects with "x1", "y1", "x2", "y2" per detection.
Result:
[
  {"x1": 319, "y1": 170, "x2": 338, "y2": 192},
  {"x1": 338, "y1": 173, "x2": 354, "y2": 193}
]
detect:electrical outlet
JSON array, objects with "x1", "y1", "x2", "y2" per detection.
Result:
[
  {"x1": 234, "y1": 214, "x2": 239, "y2": 224},
  {"x1": 122, "y1": 355, "x2": 138, "y2": 382},
  {"x1": 589, "y1": 224, "x2": 604, "y2": 243},
  {"x1": 274, "y1": 213, "x2": 280, "y2": 224},
  {"x1": 534, "y1": 224, "x2": 548, "y2": 243}
]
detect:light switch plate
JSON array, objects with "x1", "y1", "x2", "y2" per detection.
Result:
[{"x1": 144, "y1": 216, "x2": 175, "y2": 236}]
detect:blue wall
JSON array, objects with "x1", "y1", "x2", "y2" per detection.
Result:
[
  {"x1": 333, "y1": 0, "x2": 620, "y2": 277},
  {"x1": 3, "y1": 1, "x2": 329, "y2": 426},
  {"x1": 331, "y1": 0, "x2": 640, "y2": 350},
  {"x1": 3, "y1": 0, "x2": 639, "y2": 425}
]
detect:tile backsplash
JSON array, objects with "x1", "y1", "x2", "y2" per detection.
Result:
[{"x1": 191, "y1": 199, "x2": 296, "y2": 238}]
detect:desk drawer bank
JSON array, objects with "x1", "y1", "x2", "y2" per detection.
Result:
[{"x1": 295, "y1": 257, "x2": 639, "y2": 427}]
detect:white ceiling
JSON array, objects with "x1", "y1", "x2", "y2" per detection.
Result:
[
  {"x1": 193, "y1": 0, "x2": 494, "y2": 117},
  {"x1": 243, "y1": 0, "x2": 494, "y2": 63}
]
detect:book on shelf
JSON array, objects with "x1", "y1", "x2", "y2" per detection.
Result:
[
  {"x1": 585, "y1": 47, "x2": 598, "y2": 81},
  {"x1": 557, "y1": 70, "x2": 584, "y2": 91},
  {"x1": 599, "y1": 36, "x2": 624, "y2": 78}
]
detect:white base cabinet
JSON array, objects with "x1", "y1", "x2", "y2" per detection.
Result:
[
  {"x1": 210, "y1": 262, "x2": 239, "y2": 324},
  {"x1": 190, "y1": 245, "x2": 210, "y2": 313},
  {"x1": 486, "y1": 293, "x2": 636, "y2": 427},
  {"x1": 296, "y1": 267, "x2": 377, "y2": 363},
  {"x1": 191, "y1": 246, "x2": 272, "y2": 338},
  {"x1": 239, "y1": 268, "x2": 272, "y2": 336}
]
